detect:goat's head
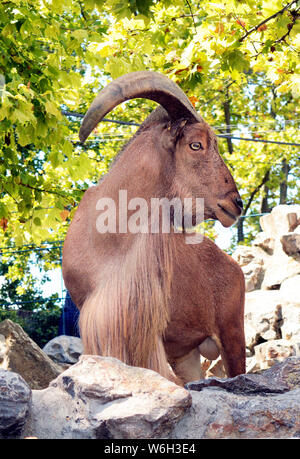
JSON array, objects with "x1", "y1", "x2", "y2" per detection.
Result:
[{"x1": 79, "y1": 71, "x2": 243, "y2": 228}]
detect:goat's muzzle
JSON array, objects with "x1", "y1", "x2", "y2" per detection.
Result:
[{"x1": 216, "y1": 195, "x2": 243, "y2": 228}]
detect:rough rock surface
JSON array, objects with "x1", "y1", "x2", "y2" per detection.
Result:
[
  {"x1": 279, "y1": 275, "x2": 300, "y2": 305},
  {"x1": 0, "y1": 369, "x2": 31, "y2": 438},
  {"x1": 42, "y1": 335, "x2": 83, "y2": 365},
  {"x1": 244, "y1": 290, "x2": 282, "y2": 351},
  {"x1": 0, "y1": 319, "x2": 62, "y2": 390},
  {"x1": 22, "y1": 355, "x2": 191, "y2": 439},
  {"x1": 227, "y1": 205, "x2": 300, "y2": 374},
  {"x1": 260, "y1": 206, "x2": 300, "y2": 290},
  {"x1": 170, "y1": 357, "x2": 300, "y2": 439},
  {"x1": 254, "y1": 339, "x2": 300, "y2": 370},
  {"x1": 281, "y1": 233, "x2": 300, "y2": 256}
]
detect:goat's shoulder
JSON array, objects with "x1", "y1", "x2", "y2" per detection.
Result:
[{"x1": 188, "y1": 235, "x2": 243, "y2": 276}]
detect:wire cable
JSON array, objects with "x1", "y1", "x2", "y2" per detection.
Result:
[{"x1": 62, "y1": 110, "x2": 300, "y2": 147}]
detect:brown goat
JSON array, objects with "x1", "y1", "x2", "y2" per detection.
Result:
[{"x1": 62, "y1": 71, "x2": 246, "y2": 385}]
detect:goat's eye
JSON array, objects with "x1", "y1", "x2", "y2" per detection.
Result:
[{"x1": 189, "y1": 142, "x2": 203, "y2": 151}]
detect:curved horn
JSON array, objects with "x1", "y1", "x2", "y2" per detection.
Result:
[{"x1": 79, "y1": 71, "x2": 201, "y2": 143}]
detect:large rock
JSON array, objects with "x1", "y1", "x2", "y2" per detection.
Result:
[
  {"x1": 242, "y1": 259, "x2": 265, "y2": 292},
  {"x1": 281, "y1": 233, "x2": 300, "y2": 256},
  {"x1": 281, "y1": 302, "x2": 300, "y2": 341},
  {"x1": 253, "y1": 231, "x2": 274, "y2": 254},
  {"x1": 0, "y1": 369, "x2": 31, "y2": 438},
  {"x1": 170, "y1": 357, "x2": 300, "y2": 439},
  {"x1": 23, "y1": 355, "x2": 191, "y2": 439},
  {"x1": 0, "y1": 320, "x2": 62, "y2": 390},
  {"x1": 244, "y1": 290, "x2": 282, "y2": 351},
  {"x1": 280, "y1": 275, "x2": 300, "y2": 304},
  {"x1": 254, "y1": 339, "x2": 300, "y2": 370},
  {"x1": 262, "y1": 253, "x2": 300, "y2": 290},
  {"x1": 260, "y1": 205, "x2": 300, "y2": 238},
  {"x1": 231, "y1": 245, "x2": 268, "y2": 267},
  {"x1": 43, "y1": 336, "x2": 83, "y2": 365},
  {"x1": 279, "y1": 276, "x2": 300, "y2": 340},
  {"x1": 231, "y1": 245, "x2": 267, "y2": 291},
  {"x1": 259, "y1": 206, "x2": 300, "y2": 290}
]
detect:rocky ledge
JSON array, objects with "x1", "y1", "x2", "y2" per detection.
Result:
[{"x1": 0, "y1": 355, "x2": 299, "y2": 439}]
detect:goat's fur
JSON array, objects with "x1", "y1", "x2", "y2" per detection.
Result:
[{"x1": 62, "y1": 72, "x2": 246, "y2": 385}]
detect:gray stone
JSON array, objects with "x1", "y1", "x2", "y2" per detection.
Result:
[
  {"x1": 231, "y1": 245, "x2": 268, "y2": 267},
  {"x1": 23, "y1": 355, "x2": 191, "y2": 439},
  {"x1": 0, "y1": 320, "x2": 62, "y2": 390},
  {"x1": 0, "y1": 369, "x2": 31, "y2": 438},
  {"x1": 242, "y1": 259, "x2": 265, "y2": 292},
  {"x1": 258, "y1": 206, "x2": 300, "y2": 290},
  {"x1": 281, "y1": 233, "x2": 300, "y2": 256},
  {"x1": 261, "y1": 245, "x2": 300, "y2": 290},
  {"x1": 253, "y1": 231, "x2": 275, "y2": 254},
  {"x1": 171, "y1": 357, "x2": 300, "y2": 439},
  {"x1": 186, "y1": 357, "x2": 300, "y2": 395},
  {"x1": 260, "y1": 205, "x2": 300, "y2": 238},
  {"x1": 281, "y1": 302, "x2": 300, "y2": 341},
  {"x1": 244, "y1": 290, "x2": 282, "y2": 351},
  {"x1": 254, "y1": 339, "x2": 300, "y2": 370},
  {"x1": 43, "y1": 336, "x2": 83, "y2": 365},
  {"x1": 280, "y1": 275, "x2": 300, "y2": 304}
]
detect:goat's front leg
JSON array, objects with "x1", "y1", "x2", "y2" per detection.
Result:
[{"x1": 217, "y1": 323, "x2": 246, "y2": 377}]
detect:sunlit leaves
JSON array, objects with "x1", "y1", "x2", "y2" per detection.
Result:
[{"x1": 0, "y1": 0, "x2": 299, "y2": 254}]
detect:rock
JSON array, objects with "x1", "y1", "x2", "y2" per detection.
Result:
[
  {"x1": 254, "y1": 339, "x2": 300, "y2": 370},
  {"x1": 23, "y1": 355, "x2": 191, "y2": 439},
  {"x1": 281, "y1": 303, "x2": 300, "y2": 341},
  {"x1": 244, "y1": 290, "x2": 282, "y2": 351},
  {"x1": 187, "y1": 356, "x2": 300, "y2": 394},
  {"x1": 231, "y1": 245, "x2": 267, "y2": 291},
  {"x1": 202, "y1": 357, "x2": 226, "y2": 378},
  {"x1": 0, "y1": 320, "x2": 62, "y2": 390},
  {"x1": 43, "y1": 336, "x2": 83, "y2": 365},
  {"x1": 246, "y1": 356, "x2": 260, "y2": 374},
  {"x1": 279, "y1": 275, "x2": 300, "y2": 304},
  {"x1": 0, "y1": 334, "x2": 7, "y2": 366},
  {"x1": 231, "y1": 245, "x2": 267, "y2": 267},
  {"x1": 261, "y1": 240, "x2": 300, "y2": 290},
  {"x1": 170, "y1": 357, "x2": 300, "y2": 439},
  {"x1": 0, "y1": 369, "x2": 31, "y2": 438},
  {"x1": 253, "y1": 231, "x2": 275, "y2": 254},
  {"x1": 260, "y1": 205, "x2": 300, "y2": 238},
  {"x1": 258, "y1": 206, "x2": 300, "y2": 290},
  {"x1": 262, "y1": 257, "x2": 300, "y2": 290},
  {"x1": 281, "y1": 233, "x2": 300, "y2": 256},
  {"x1": 242, "y1": 259, "x2": 265, "y2": 292}
]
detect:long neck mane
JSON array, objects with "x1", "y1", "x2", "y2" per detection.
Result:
[{"x1": 80, "y1": 123, "x2": 177, "y2": 378}]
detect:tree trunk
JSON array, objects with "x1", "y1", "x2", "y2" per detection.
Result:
[
  {"x1": 237, "y1": 218, "x2": 244, "y2": 243},
  {"x1": 223, "y1": 98, "x2": 234, "y2": 155},
  {"x1": 260, "y1": 171, "x2": 271, "y2": 213},
  {"x1": 279, "y1": 159, "x2": 290, "y2": 204},
  {"x1": 222, "y1": 88, "x2": 241, "y2": 241}
]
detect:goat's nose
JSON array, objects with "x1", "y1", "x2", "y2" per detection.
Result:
[{"x1": 235, "y1": 196, "x2": 243, "y2": 210}]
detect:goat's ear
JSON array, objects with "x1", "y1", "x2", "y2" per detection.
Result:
[{"x1": 167, "y1": 118, "x2": 188, "y2": 140}]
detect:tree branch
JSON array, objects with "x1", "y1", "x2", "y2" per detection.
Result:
[
  {"x1": 239, "y1": 0, "x2": 298, "y2": 42},
  {"x1": 185, "y1": 0, "x2": 197, "y2": 32},
  {"x1": 243, "y1": 169, "x2": 271, "y2": 215},
  {"x1": 274, "y1": 9, "x2": 300, "y2": 44},
  {"x1": 19, "y1": 182, "x2": 67, "y2": 198}
]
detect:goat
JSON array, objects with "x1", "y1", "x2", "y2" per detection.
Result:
[{"x1": 62, "y1": 71, "x2": 246, "y2": 385}]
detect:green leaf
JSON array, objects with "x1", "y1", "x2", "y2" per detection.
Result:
[{"x1": 33, "y1": 217, "x2": 42, "y2": 226}]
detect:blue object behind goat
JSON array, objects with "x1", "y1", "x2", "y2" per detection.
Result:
[{"x1": 58, "y1": 291, "x2": 80, "y2": 337}]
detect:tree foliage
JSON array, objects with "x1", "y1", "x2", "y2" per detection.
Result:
[{"x1": 0, "y1": 0, "x2": 299, "y2": 253}]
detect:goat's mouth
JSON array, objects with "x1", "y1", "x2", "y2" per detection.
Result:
[{"x1": 216, "y1": 202, "x2": 240, "y2": 228}]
